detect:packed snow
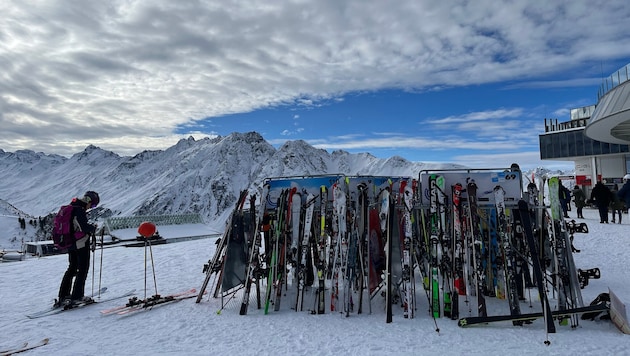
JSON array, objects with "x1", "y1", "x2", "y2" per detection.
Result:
[{"x1": 1, "y1": 206, "x2": 628, "y2": 355}]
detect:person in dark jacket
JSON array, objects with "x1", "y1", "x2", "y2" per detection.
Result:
[
  {"x1": 590, "y1": 182, "x2": 613, "y2": 223},
  {"x1": 559, "y1": 184, "x2": 571, "y2": 218},
  {"x1": 610, "y1": 184, "x2": 624, "y2": 223},
  {"x1": 618, "y1": 174, "x2": 630, "y2": 213},
  {"x1": 56, "y1": 191, "x2": 100, "y2": 307},
  {"x1": 572, "y1": 185, "x2": 586, "y2": 219}
]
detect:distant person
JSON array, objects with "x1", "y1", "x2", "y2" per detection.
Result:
[
  {"x1": 610, "y1": 184, "x2": 624, "y2": 223},
  {"x1": 617, "y1": 174, "x2": 630, "y2": 217},
  {"x1": 559, "y1": 183, "x2": 571, "y2": 218},
  {"x1": 55, "y1": 191, "x2": 100, "y2": 308},
  {"x1": 590, "y1": 182, "x2": 613, "y2": 223},
  {"x1": 572, "y1": 185, "x2": 586, "y2": 219}
]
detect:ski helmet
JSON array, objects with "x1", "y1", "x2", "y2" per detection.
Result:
[
  {"x1": 624, "y1": 174, "x2": 630, "y2": 181},
  {"x1": 84, "y1": 191, "x2": 100, "y2": 207}
]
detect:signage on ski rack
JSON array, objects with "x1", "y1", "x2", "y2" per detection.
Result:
[
  {"x1": 418, "y1": 169, "x2": 523, "y2": 207},
  {"x1": 264, "y1": 175, "x2": 343, "y2": 209},
  {"x1": 264, "y1": 175, "x2": 408, "y2": 209}
]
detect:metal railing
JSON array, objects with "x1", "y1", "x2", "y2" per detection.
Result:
[
  {"x1": 105, "y1": 213, "x2": 204, "y2": 231},
  {"x1": 544, "y1": 117, "x2": 589, "y2": 133},
  {"x1": 598, "y1": 63, "x2": 630, "y2": 100}
]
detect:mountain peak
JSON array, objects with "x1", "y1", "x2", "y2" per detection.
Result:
[{"x1": 1, "y1": 132, "x2": 455, "y2": 220}]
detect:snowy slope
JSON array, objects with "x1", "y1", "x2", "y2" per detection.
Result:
[
  {"x1": 0, "y1": 132, "x2": 462, "y2": 221},
  {"x1": 0, "y1": 199, "x2": 42, "y2": 250},
  {"x1": 0, "y1": 132, "x2": 466, "y2": 250},
  {"x1": 0, "y1": 207, "x2": 628, "y2": 355}
]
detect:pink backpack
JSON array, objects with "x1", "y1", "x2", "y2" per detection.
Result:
[{"x1": 52, "y1": 205, "x2": 75, "y2": 251}]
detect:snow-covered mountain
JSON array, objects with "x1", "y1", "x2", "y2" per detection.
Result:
[{"x1": 0, "y1": 132, "x2": 462, "y2": 226}]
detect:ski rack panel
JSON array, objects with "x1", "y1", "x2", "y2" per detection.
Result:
[
  {"x1": 417, "y1": 168, "x2": 523, "y2": 208},
  {"x1": 609, "y1": 288, "x2": 630, "y2": 334},
  {"x1": 263, "y1": 175, "x2": 411, "y2": 209},
  {"x1": 264, "y1": 175, "x2": 343, "y2": 209}
]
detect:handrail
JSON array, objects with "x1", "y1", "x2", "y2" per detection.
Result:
[
  {"x1": 105, "y1": 213, "x2": 204, "y2": 231},
  {"x1": 598, "y1": 63, "x2": 630, "y2": 100}
]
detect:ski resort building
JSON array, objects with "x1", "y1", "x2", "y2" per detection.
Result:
[{"x1": 539, "y1": 63, "x2": 630, "y2": 192}]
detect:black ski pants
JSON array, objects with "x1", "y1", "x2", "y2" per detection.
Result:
[{"x1": 58, "y1": 246, "x2": 91, "y2": 300}]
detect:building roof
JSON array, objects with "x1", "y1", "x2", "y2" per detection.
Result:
[{"x1": 585, "y1": 63, "x2": 630, "y2": 144}]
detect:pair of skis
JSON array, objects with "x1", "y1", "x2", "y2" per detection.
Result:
[
  {"x1": 197, "y1": 190, "x2": 249, "y2": 303},
  {"x1": 263, "y1": 189, "x2": 290, "y2": 314},
  {"x1": 399, "y1": 180, "x2": 414, "y2": 319},
  {"x1": 295, "y1": 193, "x2": 316, "y2": 312},
  {"x1": 460, "y1": 285, "x2": 630, "y2": 335},
  {"x1": 458, "y1": 303, "x2": 608, "y2": 327},
  {"x1": 493, "y1": 186, "x2": 522, "y2": 324},
  {"x1": 239, "y1": 194, "x2": 262, "y2": 315},
  {"x1": 459, "y1": 199, "x2": 555, "y2": 332},
  {"x1": 101, "y1": 288, "x2": 198, "y2": 316},
  {"x1": 26, "y1": 288, "x2": 135, "y2": 319},
  {"x1": 1, "y1": 338, "x2": 50, "y2": 355}
]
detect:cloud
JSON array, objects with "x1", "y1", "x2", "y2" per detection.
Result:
[
  {"x1": 1, "y1": 0, "x2": 629, "y2": 157},
  {"x1": 311, "y1": 133, "x2": 530, "y2": 152},
  {"x1": 426, "y1": 108, "x2": 524, "y2": 124}
]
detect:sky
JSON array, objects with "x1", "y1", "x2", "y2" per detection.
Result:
[{"x1": 2, "y1": 1, "x2": 630, "y2": 170}]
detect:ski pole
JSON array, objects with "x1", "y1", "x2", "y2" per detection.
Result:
[
  {"x1": 148, "y1": 239, "x2": 159, "y2": 297},
  {"x1": 99, "y1": 226, "x2": 104, "y2": 298},
  {"x1": 91, "y1": 231, "x2": 96, "y2": 297}
]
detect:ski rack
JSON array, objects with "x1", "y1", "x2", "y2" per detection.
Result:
[{"x1": 191, "y1": 168, "x2": 626, "y2": 336}]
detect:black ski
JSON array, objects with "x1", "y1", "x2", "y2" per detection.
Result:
[
  {"x1": 466, "y1": 180, "x2": 487, "y2": 317},
  {"x1": 382, "y1": 187, "x2": 393, "y2": 323},
  {"x1": 108, "y1": 288, "x2": 198, "y2": 316},
  {"x1": 316, "y1": 185, "x2": 327, "y2": 314},
  {"x1": 429, "y1": 175, "x2": 442, "y2": 318},
  {"x1": 27, "y1": 288, "x2": 135, "y2": 319},
  {"x1": 518, "y1": 199, "x2": 556, "y2": 334},
  {"x1": 0, "y1": 338, "x2": 50, "y2": 355},
  {"x1": 197, "y1": 190, "x2": 248, "y2": 303},
  {"x1": 239, "y1": 194, "x2": 260, "y2": 315},
  {"x1": 493, "y1": 186, "x2": 522, "y2": 325},
  {"x1": 458, "y1": 303, "x2": 608, "y2": 327}
]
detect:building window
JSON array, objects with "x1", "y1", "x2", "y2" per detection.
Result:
[
  {"x1": 575, "y1": 131, "x2": 585, "y2": 156},
  {"x1": 584, "y1": 137, "x2": 593, "y2": 155}
]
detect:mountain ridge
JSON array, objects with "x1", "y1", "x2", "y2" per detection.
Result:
[{"x1": 0, "y1": 131, "x2": 471, "y2": 223}]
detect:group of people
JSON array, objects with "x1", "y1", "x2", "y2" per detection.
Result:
[{"x1": 571, "y1": 174, "x2": 630, "y2": 224}]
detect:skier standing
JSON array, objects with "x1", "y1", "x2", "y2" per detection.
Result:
[
  {"x1": 617, "y1": 174, "x2": 630, "y2": 219},
  {"x1": 572, "y1": 185, "x2": 586, "y2": 219},
  {"x1": 590, "y1": 182, "x2": 613, "y2": 224},
  {"x1": 610, "y1": 184, "x2": 623, "y2": 223},
  {"x1": 56, "y1": 191, "x2": 100, "y2": 307}
]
